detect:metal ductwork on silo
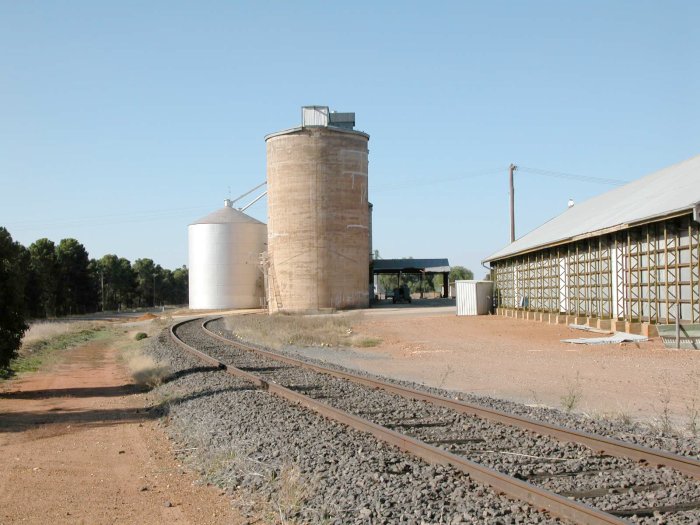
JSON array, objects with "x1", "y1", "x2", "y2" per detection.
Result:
[
  {"x1": 188, "y1": 200, "x2": 267, "y2": 310},
  {"x1": 265, "y1": 106, "x2": 370, "y2": 313}
]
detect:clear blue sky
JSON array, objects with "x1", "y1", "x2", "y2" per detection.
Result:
[{"x1": 2, "y1": 1, "x2": 698, "y2": 276}]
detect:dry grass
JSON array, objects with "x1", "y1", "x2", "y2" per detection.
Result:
[
  {"x1": 117, "y1": 330, "x2": 172, "y2": 388},
  {"x1": 270, "y1": 464, "x2": 311, "y2": 524},
  {"x1": 223, "y1": 313, "x2": 381, "y2": 350},
  {"x1": 126, "y1": 353, "x2": 172, "y2": 388},
  {"x1": 22, "y1": 320, "x2": 101, "y2": 346},
  {"x1": 167, "y1": 416, "x2": 312, "y2": 524},
  {"x1": 560, "y1": 371, "x2": 583, "y2": 413},
  {"x1": 1, "y1": 320, "x2": 108, "y2": 378}
]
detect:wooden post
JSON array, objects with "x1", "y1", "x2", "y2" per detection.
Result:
[
  {"x1": 676, "y1": 302, "x2": 681, "y2": 349},
  {"x1": 509, "y1": 163, "x2": 517, "y2": 243}
]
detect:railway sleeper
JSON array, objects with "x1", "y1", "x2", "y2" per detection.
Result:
[
  {"x1": 384, "y1": 421, "x2": 450, "y2": 429},
  {"x1": 309, "y1": 394, "x2": 340, "y2": 400},
  {"x1": 237, "y1": 365, "x2": 291, "y2": 373},
  {"x1": 286, "y1": 384, "x2": 323, "y2": 392},
  {"x1": 609, "y1": 500, "x2": 700, "y2": 517},
  {"x1": 558, "y1": 482, "x2": 664, "y2": 499},
  {"x1": 426, "y1": 438, "x2": 486, "y2": 445},
  {"x1": 523, "y1": 467, "x2": 624, "y2": 480}
]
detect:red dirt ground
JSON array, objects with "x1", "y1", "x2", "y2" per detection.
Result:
[
  {"x1": 0, "y1": 339, "x2": 243, "y2": 525},
  {"x1": 343, "y1": 307, "x2": 700, "y2": 428}
]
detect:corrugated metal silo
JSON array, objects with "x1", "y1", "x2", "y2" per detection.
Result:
[
  {"x1": 188, "y1": 200, "x2": 267, "y2": 309},
  {"x1": 265, "y1": 107, "x2": 370, "y2": 313}
]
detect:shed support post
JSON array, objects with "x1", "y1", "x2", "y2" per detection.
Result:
[{"x1": 443, "y1": 272, "x2": 449, "y2": 298}]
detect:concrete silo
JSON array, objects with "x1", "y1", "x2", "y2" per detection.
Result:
[
  {"x1": 265, "y1": 106, "x2": 370, "y2": 313},
  {"x1": 188, "y1": 200, "x2": 267, "y2": 309}
]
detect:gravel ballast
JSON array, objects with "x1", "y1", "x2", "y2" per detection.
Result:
[
  {"x1": 199, "y1": 317, "x2": 700, "y2": 523},
  {"x1": 145, "y1": 329, "x2": 563, "y2": 524},
  {"x1": 140, "y1": 318, "x2": 700, "y2": 525},
  {"x1": 208, "y1": 317, "x2": 699, "y2": 461}
]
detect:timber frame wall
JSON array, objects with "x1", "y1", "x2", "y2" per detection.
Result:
[{"x1": 493, "y1": 213, "x2": 700, "y2": 324}]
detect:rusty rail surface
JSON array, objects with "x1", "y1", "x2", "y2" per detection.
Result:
[
  {"x1": 170, "y1": 318, "x2": 627, "y2": 524},
  {"x1": 201, "y1": 317, "x2": 700, "y2": 481}
]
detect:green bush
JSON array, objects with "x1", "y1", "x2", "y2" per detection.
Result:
[{"x1": 134, "y1": 332, "x2": 148, "y2": 341}]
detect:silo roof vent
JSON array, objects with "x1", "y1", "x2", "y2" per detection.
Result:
[
  {"x1": 302, "y1": 106, "x2": 355, "y2": 130},
  {"x1": 302, "y1": 106, "x2": 329, "y2": 127}
]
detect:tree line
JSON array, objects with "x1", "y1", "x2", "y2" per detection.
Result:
[{"x1": 0, "y1": 226, "x2": 188, "y2": 368}]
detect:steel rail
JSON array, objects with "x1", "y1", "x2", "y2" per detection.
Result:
[
  {"x1": 201, "y1": 317, "x2": 700, "y2": 481},
  {"x1": 170, "y1": 318, "x2": 626, "y2": 524}
]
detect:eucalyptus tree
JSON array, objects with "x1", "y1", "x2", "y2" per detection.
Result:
[
  {"x1": 0, "y1": 227, "x2": 28, "y2": 369},
  {"x1": 28, "y1": 238, "x2": 58, "y2": 317},
  {"x1": 56, "y1": 238, "x2": 94, "y2": 315}
]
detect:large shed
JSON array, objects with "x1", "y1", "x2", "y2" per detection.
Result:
[{"x1": 483, "y1": 155, "x2": 700, "y2": 333}]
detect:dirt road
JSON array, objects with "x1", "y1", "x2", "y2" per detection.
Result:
[{"x1": 0, "y1": 337, "x2": 241, "y2": 525}]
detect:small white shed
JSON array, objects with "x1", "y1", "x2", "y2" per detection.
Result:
[{"x1": 455, "y1": 280, "x2": 492, "y2": 316}]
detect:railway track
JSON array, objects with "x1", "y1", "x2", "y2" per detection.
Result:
[{"x1": 170, "y1": 317, "x2": 700, "y2": 524}]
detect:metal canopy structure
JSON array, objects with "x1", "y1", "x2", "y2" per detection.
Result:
[
  {"x1": 373, "y1": 259, "x2": 451, "y2": 298},
  {"x1": 485, "y1": 155, "x2": 700, "y2": 325}
]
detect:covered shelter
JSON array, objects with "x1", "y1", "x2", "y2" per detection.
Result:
[{"x1": 372, "y1": 258, "x2": 451, "y2": 298}]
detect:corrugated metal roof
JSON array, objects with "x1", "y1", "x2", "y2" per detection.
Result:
[
  {"x1": 190, "y1": 206, "x2": 265, "y2": 226},
  {"x1": 373, "y1": 258, "x2": 450, "y2": 273},
  {"x1": 264, "y1": 125, "x2": 369, "y2": 141},
  {"x1": 484, "y1": 154, "x2": 700, "y2": 263}
]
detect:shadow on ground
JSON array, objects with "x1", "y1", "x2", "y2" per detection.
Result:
[
  {"x1": 0, "y1": 384, "x2": 148, "y2": 400},
  {"x1": 0, "y1": 365, "x2": 257, "y2": 434}
]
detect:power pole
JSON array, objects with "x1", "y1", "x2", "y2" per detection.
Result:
[
  {"x1": 153, "y1": 273, "x2": 156, "y2": 307},
  {"x1": 509, "y1": 163, "x2": 517, "y2": 243}
]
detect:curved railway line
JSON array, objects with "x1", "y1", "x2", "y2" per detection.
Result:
[{"x1": 170, "y1": 317, "x2": 700, "y2": 524}]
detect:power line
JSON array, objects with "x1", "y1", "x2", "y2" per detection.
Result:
[
  {"x1": 517, "y1": 166, "x2": 628, "y2": 186},
  {"x1": 5, "y1": 205, "x2": 215, "y2": 232},
  {"x1": 372, "y1": 167, "x2": 504, "y2": 193}
]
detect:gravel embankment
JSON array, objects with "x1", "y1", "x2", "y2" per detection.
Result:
[
  {"x1": 144, "y1": 329, "x2": 562, "y2": 525},
  {"x1": 208, "y1": 318, "x2": 700, "y2": 461},
  {"x1": 182, "y1": 320, "x2": 700, "y2": 523}
]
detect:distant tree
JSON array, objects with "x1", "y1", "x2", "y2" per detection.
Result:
[
  {"x1": 132, "y1": 258, "x2": 157, "y2": 307},
  {"x1": 86, "y1": 258, "x2": 101, "y2": 312},
  {"x1": 377, "y1": 274, "x2": 399, "y2": 295},
  {"x1": 14, "y1": 243, "x2": 32, "y2": 317},
  {"x1": 97, "y1": 254, "x2": 118, "y2": 310},
  {"x1": 170, "y1": 266, "x2": 188, "y2": 304},
  {"x1": 28, "y1": 238, "x2": 59, "y2": 317},
  {"x1": 116, "y1": 257, "x2": 136, "y2": 309},
  {"x1": 156, "y1": 267, "x2": 170, "y2": 306},
  {"x1": 449, "y1": 266, "x2": 473, "y2": 282},
  {"x1": 56, "y1": 238, "x2": 94, "y2": 315},
  {"x1": 0, "y1": 227, "x2": 28, "y2": 369},
  {"x1": 98, "y1": 255, "x2": 136, "y2": 310}
]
